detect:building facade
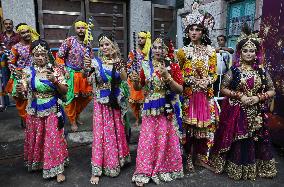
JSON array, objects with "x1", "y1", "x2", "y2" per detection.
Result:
[
  {"x1": 176, "y1": 0, "x2": 263, "y2": 48},
  {"x1": 0, "y1": 0, "x2": 264, "y2": 52}
]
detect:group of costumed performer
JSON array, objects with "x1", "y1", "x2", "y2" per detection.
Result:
[
  {"x1": 56, "y1": 20, "x2": 93, "y2": 131},
  {"x1": 127, "y1": 31, "x2": 151, "y2": 125},
  {"x1": 5, "y1": 23, "x2": 39, "y2": 126},
  {"x1": 84, "y1": 32, "x2": 131, "y2": 185},
  {"x1": 15, "y1": 39, "x2": 69, "y2": 183},
  {"x1": 177, "y1": 0, "x2": 219, "y2": 171},
  {"x1": 5, "y1": 0, "x2": 279, "y2": 184},
  {"x1": 131, "y1": 37, "x2": 184, "y2": 186}
]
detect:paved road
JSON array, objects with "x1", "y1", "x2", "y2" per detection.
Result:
[{"x1": 1, "y1": 105, "x2": 284, "y2": 187}]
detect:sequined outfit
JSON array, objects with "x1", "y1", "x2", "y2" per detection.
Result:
[
  {"x1": 132, "y1": 60, "x2": 184, "y2": 184},
  {"x1": 210, "y1": 66, "x2": 277, "y2": 180},
  {"x1": 177, "y1": 44, "x2": 219, "y2": 163},
  {"x1": 89, "y1": 57, "x2": 130, "y2": 177},
  {"x1": 127, "y1": 49, "x2": 145, "y2": 119},
  {"x1": 56, "y1": 36, "x2": 93, "y2": 123},
  {"x1": 23, "y1": 66, "x2": 69, "y2": 179},
  {"x1": 0, "y1": 31, "x2": 21, "y2": 107},
  {"x1": 5, "y1": 42, "x2": 33, "y2": 121}
]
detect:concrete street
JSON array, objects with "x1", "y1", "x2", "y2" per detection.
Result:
[{"x1": 1, "y1": 102, "x2": 284, "y2": 187}]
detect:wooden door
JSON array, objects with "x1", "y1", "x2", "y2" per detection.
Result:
[
  {"x1": 152, "y1": 4, "x2": 176, "y2": 45},
  {"x1": 85, "y1": 0, "x2": 127, "y2": 57},
  {"x1": 37, "y1": 0, "x2": 128, "y2": 57}
]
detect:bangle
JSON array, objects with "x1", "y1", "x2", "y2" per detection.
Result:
[
  {"x1": 257, "y1": 93, "x2": 262, "y2": 101},
  {"x1": 257, "y1": 93, "x2": 270, "y2": 101},
  {"x1": 236, "y1": 92, "x2": 243, "y2": 100},
  {"x1": 264, "y1": 92, "x2": 270, "y2": 100},
  {"x1": 229, "y1": 91, "x2": 236, "y2": 98},
  {"x1": 165, "y1": 76, "x2": 173, "y2": 84},
  {"x1": 53, "y1": 79, "x2": 59, "y2": 85}
]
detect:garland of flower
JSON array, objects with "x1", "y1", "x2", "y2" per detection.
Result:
[{"x1": 180, "y1": 46, "x2": 217, "y2": 99}]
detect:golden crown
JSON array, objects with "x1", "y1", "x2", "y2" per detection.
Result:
[{"x1": 32, "y1": 44, "x2": 48, "y2": 54}]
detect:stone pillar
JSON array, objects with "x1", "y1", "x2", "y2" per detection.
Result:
[
  {"x1": 254, "y1": 0, "x2": 263, "y2": 31},
  {"x1": 1, "y1": 0, "x2": 36, "y2": 29},
  {"x1": 129, "y1": 0, "x2": 152, "y2": 50},
  {"x1": 201, "y1": 0, "x2": 227, "y2": 47}
]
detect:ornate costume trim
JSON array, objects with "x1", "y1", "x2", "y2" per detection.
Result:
[
  {"x1": 43, "y1": 158, "x2": 69, "y2": 179},
  {"x1": 181, "y1": 1, "x2": 215, "y2": 31},
  {"x1": 25, "y1": 161, "x2": 43, "y2": 171},
  {"x1": 25, "y1": 158, "x2": 69, "y2": 178},
  {"x1": 210, "y1": 155, "x2": 277, "y2": 180},
  {"x1": 132, "y1": 170, "x2": 184, "y2": 185},
  {"x1": 179, "y1": 44, "x2": 217, "y2": 98},
  {"x1": 91, "y1": 155, "x2": 131, "y2": 177}
]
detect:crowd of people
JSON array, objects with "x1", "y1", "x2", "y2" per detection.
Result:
[{"x1": 0, "y1": 1, "x2": 278, "y2": 186}]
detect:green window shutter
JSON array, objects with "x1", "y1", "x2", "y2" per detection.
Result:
[
  {"x1": 227, "y1": 0, "x2": 256, "y2": 49},
  {"x1": 176, "y1": 0, "x2": 184, "y2": 9}
]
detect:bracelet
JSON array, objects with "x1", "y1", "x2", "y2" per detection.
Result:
[
  {"x1": 257, "y1": 93, "x2": 262, "y2": 101},
  {"x1": 229, "y1": 91, "x2": 243, "y2": 100},
  {"x1": 257, "y1": 92, "x2": 270, "y2": 101},
  {"x1": 53, "y1": 79, "x2": 59, "y2": 85},
  {"x1": 229, "y1": 91, "x2": 236, "y2": 98},
  {"x1": 236, "y1": 91, "x2": 244, "y2": 100},
  {"x1": 264, "y1": 92, "x2": 269, "y2": 100},
  {"x1": 165, "y1": 76, "x2": 173, "y2": 84}
]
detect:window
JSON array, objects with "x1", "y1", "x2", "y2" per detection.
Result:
[{"x1": 227, "y1": 0, "x2": 256, "y2": 49}]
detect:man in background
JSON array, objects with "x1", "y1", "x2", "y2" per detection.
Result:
[
  {"x1": 214, "y1": 35, "x2": 234, "y2": 97},
  {"x1": 0, "y1": 19, "x2": 20, "y2": 110}
]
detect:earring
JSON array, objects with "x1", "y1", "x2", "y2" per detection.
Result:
[
  {"x1": 185, "y1": 33, "x2": 189, "y2": 39},
  {"x1": 240, "y1": 56, "x2": 243, "y2": 64},
  {"x1": 98, "y1": 50, "x2": 102, "y2": 58}
]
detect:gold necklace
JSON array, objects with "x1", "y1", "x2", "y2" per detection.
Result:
[
  {"x1": 152, "y1": 59, "x2": 161, "y2": 68},
  {"x1": 241, "y1": 64, "x2": 253, "y2": 71}
]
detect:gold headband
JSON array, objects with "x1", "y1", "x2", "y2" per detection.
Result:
[
  {"x1": 99, "y1": 36, "x2": 113, "y2": 44},
  {"x1": 153, "y1": 38, "x2": 168, "y2": 50},
  {"x1": 153, "y1": 38, "x2": 163, "y2": 44},
  {"x1": 242, "y1": 39, "x2": 257, "y2": 50},
  {"x1": 32, "y1": 44, "x2": 48, "y2": 54}
]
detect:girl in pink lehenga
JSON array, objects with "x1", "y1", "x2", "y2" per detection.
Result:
[
  {"x1": 131, "y1": 38, "x2": 184, "y2": 186},
  {"x1": 85, "y1": 33, "x2": 130, "y2": 185},
  {"x1": 16, "y1": 40, "x2": 69, "y2": 183}
]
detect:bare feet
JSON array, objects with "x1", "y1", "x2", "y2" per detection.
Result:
[
  {"x1": 135, "y1": 182, "x2": 144, "y2": 187},
  {"x1": 71, "y1": 122, "x2": 78, "y2": 132},
  {"x1": 57, "y1": 173, "x2": 65, "y2": 183},
  {"x1": 195, "y1": 160, "x2": 216, "y2": 172},
  {"x1": 186, "y1": 155, "x2": 195, "y2": 172},
  {"x1": 90, "y1": 175, "x2": 100, "y2": 185},
  {"x1": 76, "y1": 117, "x2": 84, "y2": 125}
]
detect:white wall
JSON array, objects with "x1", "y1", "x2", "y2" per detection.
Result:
[
  {"x1": 129, "y1": 0, "x2": 152, "y2": 49},
  {"x1": 2, "y1": 0, "x2": 36, "y2": 29},
  {"x1": 202, "y1": 0, "x2": 227, "y2": 47},
  {"x1": 176, "y1": 0, "x2": 227, "y2": 48}
]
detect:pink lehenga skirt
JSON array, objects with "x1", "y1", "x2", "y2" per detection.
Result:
[
  {"x1": 184, "y1": 91, "x2": 219, "y2": 129},
  {"x1": 24, "y1": 113, "x2": 69, "y2": 179},
  {"x1": 183, "y1": 91, "x2": 219, "y2": 162},
  {"x1": 132, "y1": 114, "x2": 184, "y2": 184},
  {"x1": 91, "y1": 100, "x2": 131, "y2": 177}
]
